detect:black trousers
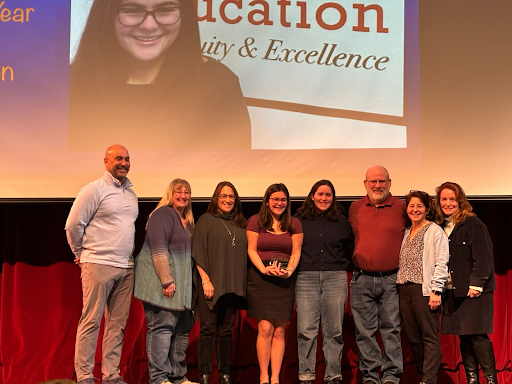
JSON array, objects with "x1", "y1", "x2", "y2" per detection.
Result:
[
  {"x1": 399, "y1": 283, "x2": 441, "y2": 384},
  {"x1": 197, "y1": 286, "x2": 238, "y2": 339}
]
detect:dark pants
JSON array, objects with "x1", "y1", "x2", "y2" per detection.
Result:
[
  {"x1": 399, "y1": 283, "x2": 441, "y2": 384},
  {"x1": 197, "y1": 287, "x2": 237, "y2": 338}
]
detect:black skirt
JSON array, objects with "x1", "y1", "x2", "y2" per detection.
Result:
[
  {"x1": 441, "y1": 290, "x2": 494, "y2": 335},
  {"x1": 246, "y1": 265, "x2": 296, "y2": 320}
]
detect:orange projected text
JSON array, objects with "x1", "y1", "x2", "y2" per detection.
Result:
[
  {"x1": 0, "y1": 1, "x2": 34, "y2": 22},
  {"x1": 195, "y1": 0, "x2": 388, "y2": 32},
  {"x1": 2, "y1": 66, "x2": 14, "y2": 81}
]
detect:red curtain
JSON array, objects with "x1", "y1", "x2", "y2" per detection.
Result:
[{"x1": 0, "y1": 201, "x2": 510, "y2": 384}]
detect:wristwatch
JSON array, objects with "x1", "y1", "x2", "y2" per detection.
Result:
[{"x1": 432, "y1": 290, "x2": 443, "y2": 296}]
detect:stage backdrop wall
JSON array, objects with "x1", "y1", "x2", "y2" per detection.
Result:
[{"x1": 0, "y1": 199, "x2": 510, "y2": 384}]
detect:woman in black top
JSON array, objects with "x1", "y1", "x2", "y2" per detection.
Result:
[
  {"x1": 294, "y1": 180, "x2": 354, "y2": 384},
  {"x1": 434, "y1": 182, "x2": 497, "y2": 384},
  {"x1": 192, "y1": 181, "x2": 248, "y2": 384}
]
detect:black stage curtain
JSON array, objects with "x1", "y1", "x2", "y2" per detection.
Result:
[{"x1": 0, "y1": 199, "x2": 510, "y2": 384}]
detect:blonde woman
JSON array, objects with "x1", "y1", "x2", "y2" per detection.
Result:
[{"x1": 134, "y1": 179, "x2": 195, "y2": 384}]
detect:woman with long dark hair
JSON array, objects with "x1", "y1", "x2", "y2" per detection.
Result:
[
  {"x1": 246, "y1": 183, "x2": 303, "y2": 384},
  {"x1": 434, "y1": 182, "x2": 498, "y2": 384},
  {"x1": 294, "y1": 180, "x2": 353, "y2": 384},
  {"x1": 69, "y1": 0, "x2": 250, "y2": 150},
  {"x1": 191, "y1": 181, "x2": 248, "y2": 384},
  {"x1": 134, "y1": 178, "x2": 195, "y2": 384}
]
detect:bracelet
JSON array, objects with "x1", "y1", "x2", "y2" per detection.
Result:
[{"x1": 202, "y1": 280, "x2": 209, "y2": 285}]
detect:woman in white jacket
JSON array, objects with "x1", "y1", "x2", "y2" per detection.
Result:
[{"x1": 396, "y1": 190, "x2": 449, "y2": 384}]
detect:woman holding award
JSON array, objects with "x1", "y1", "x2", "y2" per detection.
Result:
[{"x1": 246, "y1": 183, "x2": 303, "y2": 384}]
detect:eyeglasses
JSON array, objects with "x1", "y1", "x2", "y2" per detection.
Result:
[
  {"x1": 118, "y1": 6, "x2": 181, "y2": 26},
  {"x1": 174, "y1": 190, "x2": 190, "y2": 197},
  {"x1": 269, "y1": 197, "x2": 288, "y2": 204},
  {"x1": 366, "y1": 179, "x2": 389, "y2": 187},
  {"x1": 219, "y1": 194, "x2": 236, "y2": 201}
]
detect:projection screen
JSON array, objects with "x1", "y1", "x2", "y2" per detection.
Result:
[{"x1": 1, "y1": 0, "x2": 511, "y2": 198}]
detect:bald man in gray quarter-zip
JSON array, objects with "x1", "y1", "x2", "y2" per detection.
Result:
[{"x1": 65, "y1": 145, "x2": 138, "y2": 384}]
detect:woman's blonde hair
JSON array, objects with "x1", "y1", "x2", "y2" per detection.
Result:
[{"x1": 147, "y1": 178, "x2": 194, "y2": 228}]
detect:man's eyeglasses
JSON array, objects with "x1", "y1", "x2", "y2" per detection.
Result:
[
  {"x1": 366, "y1": 179, "x2": 389, "y2": 187},
  {"x1": 118, "y1": 6, "x2": 181, "y2": 26}
]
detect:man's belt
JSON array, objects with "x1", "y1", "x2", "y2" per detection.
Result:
[{"x1": 354, "y1": 267, "x2": 398, "y2": 277}]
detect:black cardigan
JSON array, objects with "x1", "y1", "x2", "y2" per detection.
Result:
[{"x1": 445, "y1": 215, "x2": 496, "y2": 297}]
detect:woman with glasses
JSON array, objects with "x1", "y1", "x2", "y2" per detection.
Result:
[
  {"x1": 294, "y1": 180, "x2": 353, "y2": 384},
  {"x1": 69, "y1": 0, "x2": 250, "y2": 150},
  {"x1": 434, "y1": 182, "x2": 498, "y2": 384},
  {"x1": 134, "y1": 178, "x2": 195, "y2": 384},
  {"x1": 396, "y1": 190, "x2": 449, "y2": 384},
  {"x1": 191, "y1": 181, "x2": 248, "y2": 384},
  {"x1": 246, "y1": 183, "x2": 303, "y2": 384}
]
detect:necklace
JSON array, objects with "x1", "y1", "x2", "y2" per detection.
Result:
[{"x1": 219, "y1": 217, "x2": 236, "y2": 246}]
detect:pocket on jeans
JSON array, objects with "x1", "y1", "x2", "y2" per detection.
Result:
[{"x1": 386, "y1": 273, "x2": 398, "y2": 283}]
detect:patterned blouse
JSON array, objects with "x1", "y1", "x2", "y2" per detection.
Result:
[{"x1": 396, "y1": 222, "x2": 432, "y2": 284}]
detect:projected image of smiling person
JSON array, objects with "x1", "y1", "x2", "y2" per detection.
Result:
[
  {"x1": 115, "y1": 0, "x2": 182, "y2": 79},
  {"x1": 69, "y1": 0, "x2": 251, "y2": 150}
]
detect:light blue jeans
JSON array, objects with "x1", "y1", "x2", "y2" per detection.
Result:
[
  {"x1": 350, "y1": 271, "x2": 403, "y2": 384},
  {"x1": 143, "y1": 303, "x2": 194, "y2": 384},
  {"x1": 295, "y1": 271, "x2": 348, "y2": 382}
]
